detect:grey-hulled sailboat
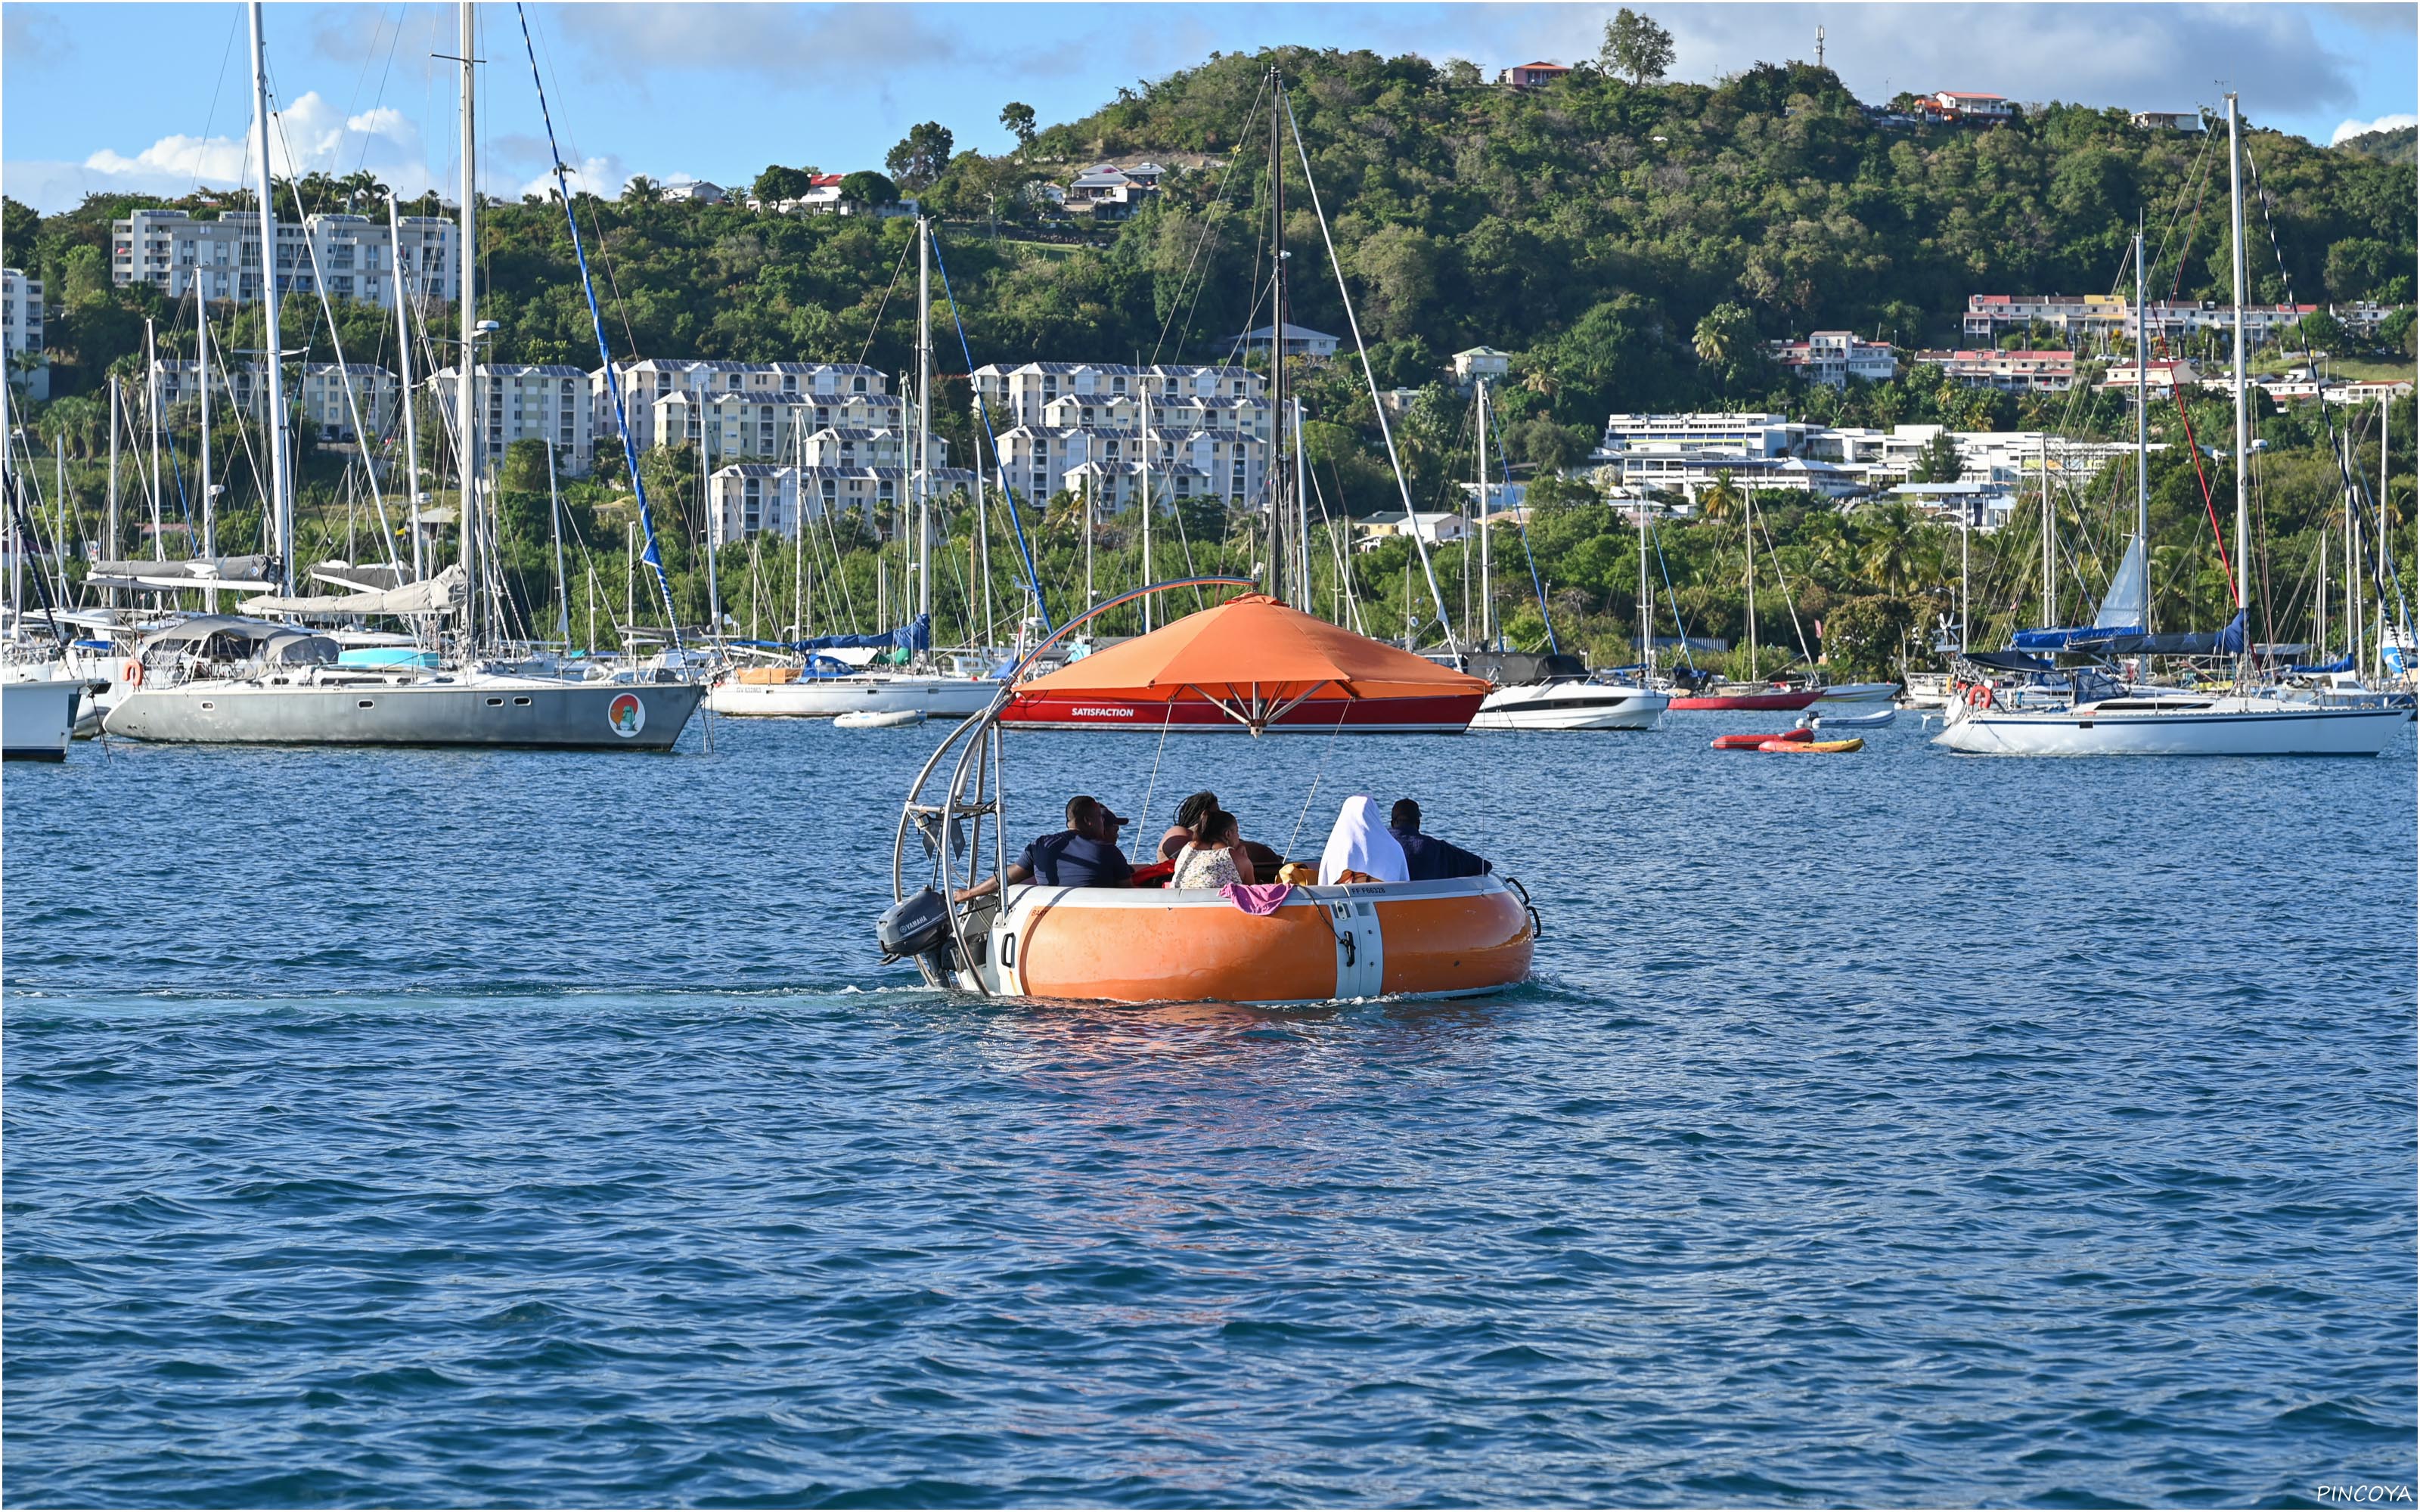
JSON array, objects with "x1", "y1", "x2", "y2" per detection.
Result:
[{"x1": 105, "y1": 0, "x2": 701, "y2": 751}]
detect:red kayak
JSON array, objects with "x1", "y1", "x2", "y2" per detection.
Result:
[
  {"x1": 1710, "y1": 727, "x2": 1814, "y2": 749},
  {"x1": 1670, "y1": 687, "x2": 1826, "y2": 711}
]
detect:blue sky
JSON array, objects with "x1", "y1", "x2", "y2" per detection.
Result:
[{"x1": 5, "y1": 2, "x2": 2415, "y2": 214}]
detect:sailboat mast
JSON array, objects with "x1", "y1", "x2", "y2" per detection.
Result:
[
  {"x1": 2040, "y1": 432, "x2": 2052, "y2": 625},
  {"x1": 197, "y1": 280, "x2": 216, "y2": 609},
  {"x1": 1140, "y1": 381, "x2": 1152, "y2": 632},
  {"x1": 2226, "y1": 93, "x2": 2248, "y2": 614},
  {"x1": 1637, "y1": 498, "x2": 1649, "y2": 677},
  {"x1": 145, "y1": 321, "x2": 163, "y2": 561},
  {"x1": 106, "y1": 377, "x2": 119, "y2": 604},
  {"x1": 2136, "y1": 227, "x2": 2149, "y2": 631},
  {"x1": 701, "y1": 421, "x2": 721, "y2": 642},
  {"x1": 1476, "y1": 376, "x2": 1491, "y2": 647},
  {"x1": 547, "y1": 442, "x2": 567, "y2": 646},
  {"x1": 456, "y1": 0, "x2": 480, "y2": 651},
  {"x1": 248, "y1": 2, "x2": 291, "y2": 593},
  {"x1": 1267, "y1": 67, "x2": 1288, "y2": 609},
  {"x1": 1745, "y1": 495, "x2": 1758, "y2": 680},
  {"x1": 389, "y1": 193, "x2": 424, "y2": 585},
  {"x1": 916, "y1": 216, "x2": 932, "y2": 626}
]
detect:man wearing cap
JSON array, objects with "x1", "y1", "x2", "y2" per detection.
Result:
[{"x1": 955, "y1": 795, "x2": 1134, "y2": 901}]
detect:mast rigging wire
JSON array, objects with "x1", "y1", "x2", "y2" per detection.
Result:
[{"x1": 513, "y1": 2, "x2": 683, "y2": 647}]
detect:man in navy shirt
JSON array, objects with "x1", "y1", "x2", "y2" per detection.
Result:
[
  {"x1": 956, "y1": 795, "x2": 1132, "y2": 900},
  {"x1": 1388, "y1": 799, "x2": 1492, "y2": 881}
]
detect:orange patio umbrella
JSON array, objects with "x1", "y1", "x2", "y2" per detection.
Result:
[{"x1": 1009, "y1": 593, "x2": 1489, "y2": 733}]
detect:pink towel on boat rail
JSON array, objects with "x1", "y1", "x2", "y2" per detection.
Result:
[{"x1": 1220, "y1": 882, "x2": 1295, "y2": 916}]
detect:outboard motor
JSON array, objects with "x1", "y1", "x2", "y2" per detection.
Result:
[{"x1": 876, "y1": 887, "x2": 957, "y2": 984}]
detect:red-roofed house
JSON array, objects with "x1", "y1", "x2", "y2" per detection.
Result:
[{"x1": 1503, "y1": 61, "x2": 1571, "y2": 89}]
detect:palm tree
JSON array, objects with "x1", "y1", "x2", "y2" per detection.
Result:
[
  {"x1": 1521, "y1": 366, "x2": 1559, "y2": 403},
  {"x1": 1692, "y1": 312, "x2": 1736, "y2": 367},
  {"x1": 1858, "y1": 500, "x2": 1919, "y2": 595},
  {"x1": 622, "y1": 175, "x2": 664, "y2": 205}
]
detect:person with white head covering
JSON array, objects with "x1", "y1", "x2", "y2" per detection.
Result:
[{"x1": 1318, "y1": 795, "x2": 1410, "y2": 885}]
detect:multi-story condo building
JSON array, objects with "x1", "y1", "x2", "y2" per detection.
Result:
[
  {"x1": 112, "y1": 208, "x2": 457, "y2": 308},
  {"x1": 1594, "y1": 413, "x2": 1813, "y2": 460},
  {"x1": 1963, "y1": 292, "x2": 2327, "y2": 346},
  {"x1": 430, "y1": 364, "x2": 594, "y2": 475},
  {"x1": 706, "y1": 463, "x2": 980, "y2": 544},
  {"x1": 3, "y1": 268, "x2": 46, "y2": 399},
  {"x1": 991, "y1": 423, "x2": 1263, "y2": 508},
  {"x1": 969, "y1": 362, "x2": 1264, "y2": 426},
  {"x1": 594, "y1": 359, "x2": 890, "y2": 450},
  {"x1": 147, "y1": 358, "x2": 402, "y2": 443},
  {"x1": 967, "y1": 361, "x2": 1272, "y2": 509},
  {"x1": 1767, "y1": 332, "x2": 1899, "y2": 387},
  {"x1": 641, "y1": 389, "x2": 911, "y2": 460},
  {"x1": 1910, "y1": 348, "x2": 2077, "y2": 392}
]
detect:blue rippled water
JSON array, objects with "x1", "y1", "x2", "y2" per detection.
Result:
[{"x1": 5, "y1": 714, "x2": 2415, "y2": 1507}]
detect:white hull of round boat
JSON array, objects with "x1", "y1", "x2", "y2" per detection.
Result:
[
  {"x1": 706, "y1": 674, "x2": 997, "y2": 719},
  {"x1": 1934, "y1": 697, "x2": 2408, "y2": 756},
  {"x1": 1469, "y1": 683, "x2": 1667, "y2": 731}
]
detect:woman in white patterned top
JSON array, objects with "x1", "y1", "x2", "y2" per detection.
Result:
[{"x1": 1170, "y1": 808, "x2": 1249, "y2": 889}]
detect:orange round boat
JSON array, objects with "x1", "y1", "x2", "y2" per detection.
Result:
[{"x1": 886, "y1": 579, "x2": 1537, "y2": 1005}]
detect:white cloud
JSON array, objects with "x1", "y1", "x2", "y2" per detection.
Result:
[
  {"x1": 516, "y1": 154, "x2": 631, "y2": 202},
  {"x1": 2332, "y1": 112, "x2": 2418, "y2": 144},
  {"x1": 61, "y1": 90, "x2": 438, "y2": 203}
]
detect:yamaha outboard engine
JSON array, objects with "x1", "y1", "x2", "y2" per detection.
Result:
[{"x1": 876, "y1": 887, "x2": 957, "y2": 985}]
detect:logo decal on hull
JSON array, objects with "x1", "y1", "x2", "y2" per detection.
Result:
[
  {"x1": 608, "y1": 692, "x2": 647, "y2": 738},
  {"x1": 1069, "y1": 706, "x2": 1136, "y2": 717}
]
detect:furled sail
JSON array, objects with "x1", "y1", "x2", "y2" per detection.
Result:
[{"x1": 239, "y1": 563, "x2": 465, "y2": 617}]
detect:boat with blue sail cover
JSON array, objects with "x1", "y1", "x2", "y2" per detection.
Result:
[{"x1": 1936, "y1": 108, "x2": 2406, "y2": 759}]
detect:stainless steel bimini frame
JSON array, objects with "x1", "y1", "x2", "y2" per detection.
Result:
[{"x1": 891, "y1": 577, "x2": 1255, "y2": 994}]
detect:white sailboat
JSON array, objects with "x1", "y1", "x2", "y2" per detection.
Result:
[
  {"x1": 1466, "y1": 379, "x2": 1667, "y2": 731},
  {"x1": 706, "y1": 216, "x2": 1000, "y2": 720},
  {"x1": 1937, "y1": 107, "x2": 2406, "y2": 759},
  {"x1": 104, "y1": 2, "x2": 703, "y2": 751}
]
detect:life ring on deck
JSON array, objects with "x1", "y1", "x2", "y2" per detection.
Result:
[
  {"x1": 121, "y1": 658, "x2": 143, "y2": 688},
  {"x1": 1965, "y1": 683, "x2": 1994, "y2": 709}
]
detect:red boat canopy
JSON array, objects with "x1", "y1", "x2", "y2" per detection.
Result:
[{"x1": 1012, "y1": 593, "x2": 1488, "y2": 731}]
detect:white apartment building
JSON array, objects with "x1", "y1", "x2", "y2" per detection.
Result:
[
  {"x1": 991, "y1": 423, "x2": 1264, "y2": 507},
  {"x1": 706, "y1": 462, "x2": 980, "y2": 544},
  {"x1": 1911, "y1": 348, "x2": 2077, "y2": 392},
  {"x1": 1963, "y1": 292, "x2": 2332, "y2": 347},
  {"x1": 1768, "y1": 332, "x2": 1899, "y2": 387},
  {"x1": 112, "y1": 208, "x2": 457, "y2": 308},
  {"x1": 147, "y1": 358, "x2": 401, "y2": 443},
  {"x1": 3, "y1": 268, "x2": 46, "y2": 400},
  {"x1": 430, "y1": 364, "x2": 594, "y2": 475},
  {"x1": 1594, "y1": 413, "x2": 1813, "y2": 459},
  {"x1": 594, "y1": 359, "x2": 889, "y2": 449},
  {"x1": 642, "y1": 389, "x2": 911, "y2": 460},
  {"x1": 970, "y1": 361, "x2": 1264, "y2": 426}
]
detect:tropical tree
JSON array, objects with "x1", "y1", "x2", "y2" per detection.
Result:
[
  {"x1": 1000, "y1": 102, "x2": 1038, "y2": 156},
  {"x1": 622, "y1": 175, "x2": 664, "y2": 203},
  {"x1": 1910, "y1": 430, "x2": 1963, "y2": 484},
  {"x1": 1857, "y1": 500, "x2": 1921, "y2": 594},
  {"x1": 886, "y1": 122, "x2": 957, "y2": 191},
  {"x1": 838, "y1": 171, "x2": 900, "y2": 209},
  {"x1": 752, "y1": 164, "x2": 814, "y2": 204},
  {"x1": 1692, "y1": 302, "x2": 1756, "y2": 367},
  {"x1": 1600, "y1": 9, "x2": 1675, "y2": 86}
]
